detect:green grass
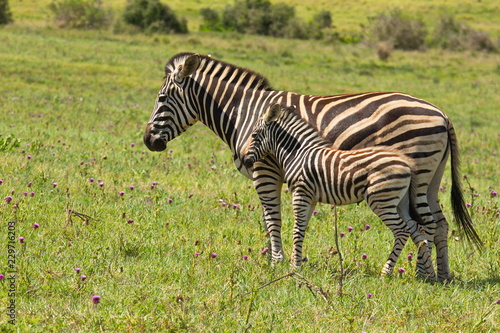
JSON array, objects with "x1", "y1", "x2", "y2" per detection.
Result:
[{"x1": 0, "y1": 1, "x2": 499, "y2": 332}]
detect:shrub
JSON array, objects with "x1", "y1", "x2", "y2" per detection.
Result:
[
  {"x1": 201, "y1": 0, "x2": 333, "y2": 40},
  {"x1": 48, "y1": 0, "x2": 111, "y2": 29},
  {"x1": 123, "y1": 0, "x2": 188, "y2": 34},
  {"x1": 432, "y1": 15, "x2": 495, "y2": 52},
  {"x1": 367, "y1": 9, "x2": 427, "y2": 50},
  {"x1": 0, "y1": 0, "x2": 13, "y2": 25}
]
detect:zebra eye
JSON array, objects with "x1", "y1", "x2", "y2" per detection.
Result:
[{"x1": 158, "y1": 94, "x2": 167, "y2": 103}]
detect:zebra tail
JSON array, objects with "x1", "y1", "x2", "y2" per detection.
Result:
[{"x1": 448, "y1": 122, "x2": 484, "y2": 252}]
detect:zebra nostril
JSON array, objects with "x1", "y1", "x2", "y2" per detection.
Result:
[{"x1": 242, "y1": 155, "x2": 255, "y2": 169}]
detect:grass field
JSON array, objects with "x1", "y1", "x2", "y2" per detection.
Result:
[{"x1": 0, "y1": 1, "x2": 499, "y2": 332}]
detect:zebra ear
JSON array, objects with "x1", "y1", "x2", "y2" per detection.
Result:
[
  {"x1": 176, "y1": 54, "x2": 200, "y2": 80},
  {"x1": 263, "y1": 103, "x2": 282, "y2": 124}
]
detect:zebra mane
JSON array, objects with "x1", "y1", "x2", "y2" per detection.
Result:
[{"x1": 165, "y1": 52, "x2": 273, "y2": 91}]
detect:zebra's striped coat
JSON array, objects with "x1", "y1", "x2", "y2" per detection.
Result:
[
  {"x1": 242, "y1": 103, "x2": 434, "y2": 276},
  {"x1": 144, "y1": 53, "x2": 481, "y2": 281}
]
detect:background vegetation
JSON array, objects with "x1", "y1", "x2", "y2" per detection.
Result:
[{"x1": 0, "y1": 0, "x2": 499, "y2": 331}]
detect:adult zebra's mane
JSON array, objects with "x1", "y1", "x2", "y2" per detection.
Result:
[{"x1": 165, "y1": 52, "x2": 273, "y2": 91}]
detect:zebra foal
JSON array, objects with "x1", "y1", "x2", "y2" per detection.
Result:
[{"x1": 242, "y1": 103, "x2": 435, "y2": 278}]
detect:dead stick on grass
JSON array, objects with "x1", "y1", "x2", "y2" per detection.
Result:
[{"x1": 332, "y1": 204, "x2": 345, "y2": 297}]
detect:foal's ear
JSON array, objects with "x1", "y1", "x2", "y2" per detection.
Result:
[
  {"x1": 263, "y1": 103, "x2": 282, "y2": 124},
  {"x1": 176, "y1": 54, "x2": 200, "y2": 81}
]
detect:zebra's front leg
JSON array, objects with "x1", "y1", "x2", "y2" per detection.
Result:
[
  {"x1": 291, "y1": 190, "x2": 316, "y2": 268},
  {"x1": 252, "y1": 163, "x2": 285, "y2": 263}
]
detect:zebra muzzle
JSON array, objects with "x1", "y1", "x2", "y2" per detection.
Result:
[
  {"x1": 242, "y1": 155, "x2": 256, "y2": 169},
  {"x1": 143, "y1": 122, "x2": 167, "y2": 152}
]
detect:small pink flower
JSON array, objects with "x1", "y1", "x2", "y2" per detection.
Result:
[
  {"x1": 27, "y1": 182, "x2": 32, "y2": 187},
  {"x1": 30, "y1": 192, "x2": 35, "y2": 197},
  {"x1": 407, "y1": 253, "x2": 413, "y2": 261},
  {"x1": 119, "y1": 191, "x2": 125, "y2": 196},
  {"x1": 27, "y1": 155, "x2": 32, "y2": 159},
  {"x1": 313, "y1": 210, "x2": 318, "y2": 215},
  {"x1": 361, "y1": 254, "x2": 368, "y2": 260},
  {"x1": 261, "y1": 248, "x2": 269, "y2": 255},
  {"x1": 99, "y1": 182, "x2": 104, "y2": 187},
  {"x1": 0, "y1": 274, "x2": 4, "y2": 281},
  {"x1": 365, "y1": 224, "x2": 371, "y2": 230},
  {"x1": 367, "y1": 293, "x2": 373, "y2": 299},
  {"x1": 466, "y1": 203, "x2": 472, "y2": 208},
  {"x1": 75, "y1": 268, "x2": 81, "y2": 273},
  {"x1": 5, "y1": 196, "x2": 13, "y2": 203},
  {"x1": 168, "y1": 198, "x2": 173, "y2": 204},
  {"x1": 211, "y1": 253, "x2": 217, "y2": 258},
  {"x1": 129, "y1": 186, "x2": 135, "y2": 190},
  {"x1": 243, "y1": 255, "x2": 249, "y2": 260},
  {"x1": 52, "y1": 182, "x2": 57, "y2": 188},
  {"x1": 127, "y1": 219, "x2": 134, "y2": 224},
  {"x1": 490, "y1": 190, "x2": 497, "y2": 198},
  {"x1": 340, "y1": 232, "x2": 345, "y2": 238},
  {"x1": 92, "y1": 295, "x2": 101, "y2": 304},
  {"x1": 19, "y1": 237, "x2": 24, "y2": 244},
  {"x1": 398, "y1": 268, "x2": 405, "y2": 274},
  {"x1": 347, "y1": 226, "x2": 353, "y2": 232},
  {"x1": 89, "y1": 178, "x2": 95, "y2": 182},
  {"x1": 33, "y1": 223, "x2": 40, "y2": 229}
]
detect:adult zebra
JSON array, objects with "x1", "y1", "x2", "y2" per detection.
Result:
[
  {"x1": 241, "y1": 103, "x2": 434, "y2": 277},
  {"x1": 143, "y1": 52, "x2": 481, "y2": 280}
]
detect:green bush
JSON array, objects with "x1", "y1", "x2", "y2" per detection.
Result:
[
  {"x1": 432, "y1": 15, "x2": 496, "y2": 52},
  {"x1": 0, "y1": 0, "x2": 13, "y2": 25},
  {"x1": 48, "y1": 0, "x2": 111, "y2": 29},
  {"x1": 123, "y1": 0, "x2": 188, "y2": 34},
  {"x1": 367, "y1": 9, "x2": 427, "y2": 50},
  {"x1": 201, "y1": 0, "x2": 333, "y2": 40}
]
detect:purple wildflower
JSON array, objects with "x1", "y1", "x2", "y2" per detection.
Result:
[
  {"x1": 129, "y1": 186, "x2": 135, "y2": 190},
  {"x1": 491, "y1": 190, "x2": 497, "y2": 198},
  {"x1": 340, "y1": 232, "x2": 345, "y2": 238},
  {"x1": 261, "y1": 248, "x2": 269, "y2": 255},
  {"x1": 52, "y1": 182, "x2": 57, "y2": 188},
  {"x1": 33, "y1": 223, "x2": 40, "y2": 229},
  {"x1": 92, "y1": 295, "x2": 101, "y2": 304},
  {"x1": 407, "y1": 253, "x2": 413, "y2": 261},
  {"x1": 243, "y1": 255, "x2": 249, "y2": 260},
  {"x1": 5, "y1": 196, "x2": 13, "y2": 203},
  {"x1": 81, "y1": 275, "x2": 87, "y2": 281},
  {"x1": 168, "y1": 198, "x2": 173, "y2": 204},
  {"x1": 0, "y1": 274, "x2": 4, "y2": 281},
  {"x1": 99, "y1": 182, "x2": 104, "y2": 187},
  {"x1": 30, "y1": 192, "x2": 35, "y2": 197},
  {"x1": 75, "y1": 268, "x2": 81, "y2": 273},
  {"x1": 19, "y1": 237, "x2": 24, "y2": 244},
  {"x1": 347, "y1": 226, "x2": 353, "y2": 232},
  {"x1": 466, "y1": 203, "x2": 472, "y2": 208},
  {"x1": 127, "y1": 219, "x2": 134, "y2": 224},
  {"x1": 119, "y1": 191, "x2": 125, "y2": 196},
  {"x1": 367, "y1": 293, "x2": 373, "y2": 299},
  {"x1": 211, "y1": 253, "x2": 217, "y2": 258},
  {"x1": 89, "y1": 178, "x2": 95, "y2": 182},
  {"x1": 398, "y1": 268, "x2": 405, "y2": 274},
  {"x1": 27, "y1": 182, "x2": 32, "y2": 187},
  {"x1": 365, "y1": 224, "x2": 371, "y2": 230},
  {"x1": 361, "y1": 254, "x2": 368, "y2": 260}
]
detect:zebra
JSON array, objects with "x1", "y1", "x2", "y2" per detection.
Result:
[
  {"x1": 241, "y1": 103, "x2": 434, "y2": 277},
  {"x1": 143, "y1": 52, "x2": 482, "y2": 281}
]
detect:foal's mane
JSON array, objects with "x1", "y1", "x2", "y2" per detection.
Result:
[{"x1": 165, "y1": 52, "x2": 273, "y2": 91}]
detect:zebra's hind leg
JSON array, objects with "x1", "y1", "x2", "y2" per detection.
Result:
[
  {"x1": 405, "y1": 218, "x2": 436, "y2": 280},
  {"x1": 427, "y1": 156, "x2": 451, "y2": 281},
  {"x1": 290, "y1": 190, "x2": 316, "y2": 268},
  {"x1": 381, "y1": 226, "x2": 410, "y2": 276}
]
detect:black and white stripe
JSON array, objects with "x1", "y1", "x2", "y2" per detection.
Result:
[
  {"x1": 143, "y1": 52, "x2": 482, "y2": 281},
  {"x1": 242, "y1": 103, "x2": 435, "y2": 277}
]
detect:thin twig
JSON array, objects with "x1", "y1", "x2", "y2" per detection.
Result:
[{"x1": 332, "y1": 205, "x2": 344, "y2": 297}]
